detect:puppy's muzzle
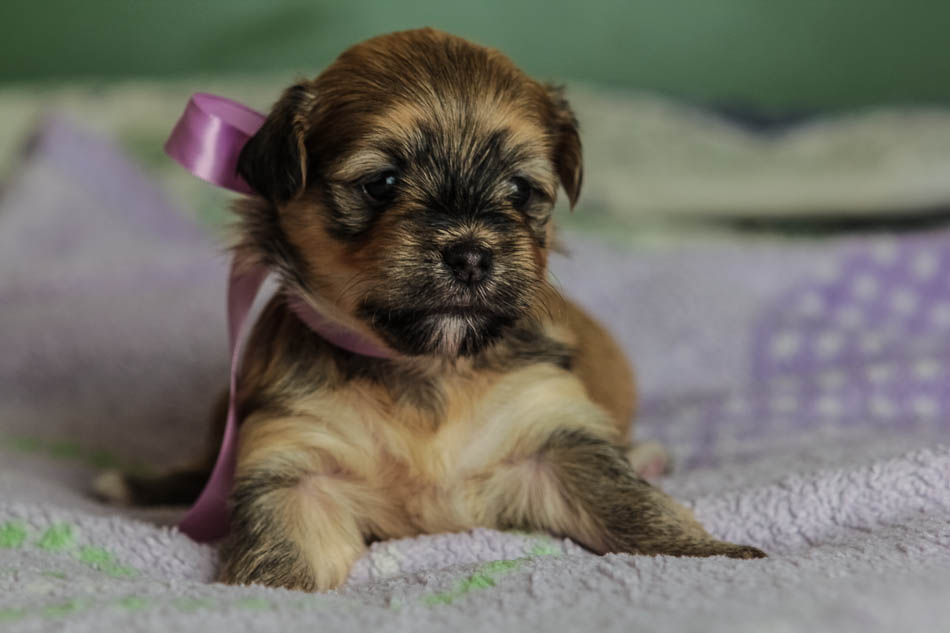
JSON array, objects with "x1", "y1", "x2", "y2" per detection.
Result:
[{"x1": 442, "y1": 240, "x2": 493, "y2": 286}]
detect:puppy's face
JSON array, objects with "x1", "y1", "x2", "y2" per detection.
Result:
[{"x1": 237, "y1": 28, "x2": 582, "y2": 357}]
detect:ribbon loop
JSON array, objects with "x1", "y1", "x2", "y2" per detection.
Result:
[
  {"x1": 164, "y1": 93, "x2": 392, "y2": 542},
  {"x1": 164, "y1": 93, "x2": 266, "y2": 194}
]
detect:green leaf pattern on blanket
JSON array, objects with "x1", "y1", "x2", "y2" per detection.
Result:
[
  {"x1": 38, "y1": 524, "x2": 75, "y2": 551},
  {"x1": 0, "y1": 592, "x2": 345, "y2": 623},
  {"x1": 422, "y1": 540, "x2": 561, "y2": 606},
  {"x1": 0, "y1": 594, "x2": 270, "y2": 623},
  {"x1": 1, "y1": 434, "x2": 152, "y2": 475},
  {"x1": 77, "y1": 546, "x2": 137, "y2": 577},
  {"x1": 0, "y1": 521, "x2": 27, "y2": 548},
  {"x1": 0, "y1": 519, "x2": 562, "y2": 621},
  {"x1": 0, "y1": 521, "x2": 137, "y2": 577}
]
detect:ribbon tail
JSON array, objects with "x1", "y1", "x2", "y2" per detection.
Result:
[{"x1": 178, "y1": 260, "x2": 269, "y2": 542}]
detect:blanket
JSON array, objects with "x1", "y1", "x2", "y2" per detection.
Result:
[{"x1": 1, "y1": 118, "x2": 948, "y2": 633}]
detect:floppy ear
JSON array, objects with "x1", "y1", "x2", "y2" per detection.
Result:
[
  {"x1": 544, "y1": 84, "x2": 583, "y2": 208},
  {"x1": 237, "y1": 83, "x2": 316, "y2": 204}
]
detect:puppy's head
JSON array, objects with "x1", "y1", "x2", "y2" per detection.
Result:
[{"x1": 236, "y1": 28, "x2": 582, "y2": 357}]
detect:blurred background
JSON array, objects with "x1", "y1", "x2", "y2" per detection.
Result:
[
  {"x1": 2, "y1": 0, "x2": 950, "y2": 240},
  {"x1": 4, "y1": 0, "x2": 950, "y2": 109}
]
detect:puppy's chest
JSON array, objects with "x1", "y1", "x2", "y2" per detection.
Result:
[
  {"x1": 283, "y1": 360, "x2": 603, "y2": 536},
  {"x1": 329, "y1": 363, "x2": 590, "y2": 484}
]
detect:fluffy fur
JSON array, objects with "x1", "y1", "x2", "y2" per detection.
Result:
[{"x1": 97, "y1": 28, "x2": 764, "y2": 591}]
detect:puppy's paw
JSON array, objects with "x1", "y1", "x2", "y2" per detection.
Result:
[
  {"x1": 92, "y1": 470, "x2": 133, "y2": 505},
  {"x1": 727, "y1": 544, "x2": 768, "y2": 560},
  {"x1": 690, "y1": 541, "x2": 767, "y2": 560},
  {"x1": 626, "y1": 441, "x2": 671, "y2": 479}
]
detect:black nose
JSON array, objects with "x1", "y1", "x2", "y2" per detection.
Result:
[{"x1": 442, "y1": 241, "x2": 493, "y2": 286}]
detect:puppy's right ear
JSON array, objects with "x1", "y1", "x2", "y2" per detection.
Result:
[
  {"x1": 237, "y1": 83, "x2": 316, "y2": 204},
  {"x1": 541, "y1": 84, "x2": 583, "y2": 209}
]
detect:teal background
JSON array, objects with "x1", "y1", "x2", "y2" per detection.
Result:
[{"x1": 2, "y1": 0, "x2": 949, "y2": 109}]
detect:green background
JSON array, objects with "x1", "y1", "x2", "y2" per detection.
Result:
[{"x1": 3, "y1": 0, "x2": 948, "y2": 109}]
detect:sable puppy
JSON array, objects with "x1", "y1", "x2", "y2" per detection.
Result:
[{"x1": 98, "y1": 28, "x2": 764, "y2": 591}]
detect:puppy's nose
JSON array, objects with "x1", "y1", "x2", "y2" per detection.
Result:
[{"x1": 442, "y1": 241, "x2": 493, "y2": 285}]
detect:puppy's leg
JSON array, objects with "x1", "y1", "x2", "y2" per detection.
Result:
[
  {"x1": 626, "y1": 440, "x2": 671, "y2": 479},
  {"x1": 219, "y1": 469, "x2": 366, "y2": 591},
  {"x1": 93, "y1": 466, "x2": 211, "y2": 506},
  {"x1": 559, "y1": 298, "x2": 674, "y2": 479},
  {"x1": 491, "y1": 429, "x2": 764, "y2": 559},
  {"x1": 559, "y1": 297, "x2": 637, "y2": 435},
  {"x1": 93, "y1": 389, "x2": 228, "y2": 506},
  {"x1": 218, "y1": 415, "x2": 372, "y2": 591}
]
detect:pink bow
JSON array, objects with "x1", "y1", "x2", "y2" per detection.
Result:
[
  {"x1": 164, "y1": 93, "x2": 265, "y2": 194},
  {"x1": 165, "y1": 94, "x2": 391, "y2": 542}
]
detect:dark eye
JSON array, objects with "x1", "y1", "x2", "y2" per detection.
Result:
[
  {"x1": 361, "y1": 171, "x2": 399, "y2": 205},
  {"x1": 507, "y1": 176, "x2": 532, "y2": 210}
]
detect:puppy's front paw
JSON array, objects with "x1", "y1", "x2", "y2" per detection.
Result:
[
  {"x1": 727, "y1": 544, "x2": 768, "y2": 559},
  {"x1": 690, "y1": 541, "x2": 767, "y2": 560},
  {"x1": 92, "y1": 470, "x2": 133, "y2": 505},
  {"x1": 218, "y1": 536, "x2": 322, "y2": 592},
  {"x1": 626, "y1": 441, "x2": 671, "y2": 479}
]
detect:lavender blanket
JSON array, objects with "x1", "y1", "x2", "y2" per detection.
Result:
[{"x1": 1, "y1": 120, "x2": 948, "y2": 633}]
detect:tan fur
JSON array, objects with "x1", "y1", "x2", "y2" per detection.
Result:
[
  {"x1": 221, "y1": 288, "x2": 759, "y2": 592},
  {"x1": 98, "y1": 28, "x2": 764, "y2": 592},
  {"x1": 551, "y1": 294, "x2": 637, "y2": 436},
  {"x1": 232, "y1": 357, "x2": 622, "y2": 570}
]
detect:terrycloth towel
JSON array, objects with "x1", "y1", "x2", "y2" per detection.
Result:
[{"x1": 1, "y1": 119, "x2": 948, "y2": 633}]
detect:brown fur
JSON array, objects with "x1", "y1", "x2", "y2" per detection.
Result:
[{"x1": 98, "y1": 28, "x2": 764, "y2": 592}]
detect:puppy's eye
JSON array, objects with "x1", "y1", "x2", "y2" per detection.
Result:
[
  {"x1": 361, "y1": 171, "x2": 399, "y2": 205},
  {"x1": 507, "y1": 176, "x2": 532, "y2": 210}
]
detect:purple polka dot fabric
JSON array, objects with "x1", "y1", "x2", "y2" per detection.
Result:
[
  {"x1": 753, "y1": 240, "x2": 950, "y2": 425},
  {"x1": 627, "y1": 235, "x2": 950, "y2": 470}
]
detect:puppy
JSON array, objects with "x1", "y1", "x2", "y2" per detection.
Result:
[{"x1": 99, "y1": 28, "x2": 764, "y2": 591}]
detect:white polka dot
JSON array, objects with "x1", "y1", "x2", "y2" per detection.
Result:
[
  {"x1": 932, "y1": 303, "x2": 950, "y2": 328},
  {"x1": 816, "y1": 332, "x2": 844, "y2": 359},
  {"x1": 859, "y1": 332, "x2": 885, "y2": 355},
  {"x1": 665, "y1": 420, "x2": 694, "y2": 443},
  {"x1": 869, "y1": 396, "x2": 896, "y2": 418},
  {"x1": 815, "y1": 262, "x2": 840, "y2": 283},
  {"x1": 911, "y1": 251, "x2": 939, "y2": 281},
  {"x1": 867, "y1": 363, "x2": 895, "y2": 384},
  {"x1": 816, "y1": 396, "x2": 843, "y2": 418},
  {"x1": 913, "y1": 359, "x2": 940, "y2": 380},
  {"x1": 836, "y1": 306, "x2": 865, "y2": 329},
  {"x1": 717, "y1": 436, "x2": 742, "y2": 454},
  {"x1": 911, "y1": 396, "x2": 938, "y2": 419},
  {"x1": 771, "y1": 394, "x2": 799, "y2": 414},
  {"x1": 773, "y1": 376, "x2": 801, "y2": 392},
  {"x1": 771, "y1": 332, "x2": 802, "y2": 359},
  {"x1": 724, "y1": 397, "x2": 749, "y2": 416},
  {"x1": 672, "y1": 346, "x2": 697, "y2": 364},
  {"x1": 798, "y1": 291, "x2": 825, "y2": 318},
  {"x1": 852, "y1": 274, "x2": 879, "y2": 300},
  {"x1": 891, "y1": 289, "x2": 918, "y2": 315},
  {"x1": 677, "y1": 406, "x2": 702, "y2": 424},
  {"x1": 871, "y1": 241, "x2": 899, "y2": 265},
  {"x1": 819, "y1": 370, "x2": 846, "y2": 390}
]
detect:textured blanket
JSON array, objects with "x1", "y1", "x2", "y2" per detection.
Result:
[{"x1": 1, "y1": 119, "x2": 949, "y2": 633}]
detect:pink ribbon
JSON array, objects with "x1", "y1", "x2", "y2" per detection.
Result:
[
  {"x1": 164, "y1": 93, "x2": 265, "y2": 194},
  {"x1": 165, "y1": 93, "x2": 392, "y2": 542},
  {"x1": 178, "y1": 261, "x2": 268, "y2": 541}
]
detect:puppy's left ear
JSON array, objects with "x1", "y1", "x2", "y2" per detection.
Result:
[
  {"x1": 543, "y1": 84, "x2": 583, "y2": 208},
  {"x1": 237, "y1": 82, "x2": 317, "y2": 204}
]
